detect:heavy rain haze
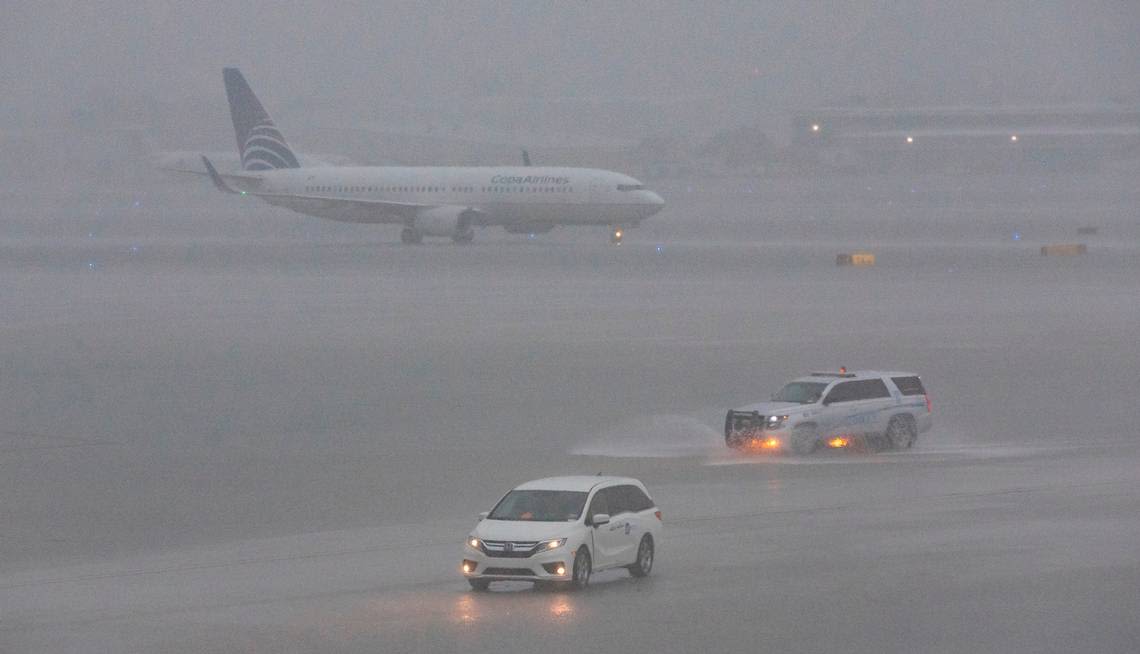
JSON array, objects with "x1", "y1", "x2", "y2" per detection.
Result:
[{"x1": 2, "y1": 3, "x2": 1139, "y2": 653}]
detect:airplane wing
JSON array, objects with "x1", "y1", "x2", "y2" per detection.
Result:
[
  {"x1": 255, "y1": 192, "x2": 427, "y2": 222},
  {"x1": 200, "y1": 155, "x2": 483, "y2": 225},
  {"x1": 202, "y1": 156, "x2": 264, "y2": 194}
]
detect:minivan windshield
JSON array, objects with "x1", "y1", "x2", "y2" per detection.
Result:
[
  {"x1": 772, "y1": 381, "x2": 828, "y2": 404},
  {"x1": 488, "y1": 490, "x2": 588, "y2": 522}
]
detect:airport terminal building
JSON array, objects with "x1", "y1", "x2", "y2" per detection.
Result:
[{"x1": 792, "y1": 105, "x2": 1140, "y2": 172}]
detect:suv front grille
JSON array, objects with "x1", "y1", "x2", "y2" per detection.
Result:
[
  {"x1": 481, "y1": 539, "x2": 540, "y2": 558},
  {"x1": 727, "y1": 410, "x2": 769, "y2": 435}
]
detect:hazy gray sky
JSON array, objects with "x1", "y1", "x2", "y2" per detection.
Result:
[{"x1": 4, "y1": 1, "x2": 1139, "y2": 131}]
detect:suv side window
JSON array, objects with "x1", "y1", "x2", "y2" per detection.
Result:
[
  {"x1": 824, "y1": 381, "x2": 859, "y2": 404},
  {"x1": 891, "y1": 376, "x2": 926, "y2": 396},
  {"x1": 825, "y1": 379, "x2": 890, "y2": 404},
  {"x1": 855, "y1": 379, "x2": 891, "y2": 400}
]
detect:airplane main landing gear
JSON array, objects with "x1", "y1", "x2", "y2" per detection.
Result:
[
  {"x1": 610, "y1": 227, "x2": 624, "y2": 245},
  {"x1": 400, "y1": 228, "x2": 423, "y2": 245}
]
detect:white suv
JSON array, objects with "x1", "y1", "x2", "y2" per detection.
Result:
[
  {"x1": 725, "y1": 370, "x2": 932, "y2": 454},
  {"x1": 462, "y1": 476, "x2": 662, "y2": 591}
]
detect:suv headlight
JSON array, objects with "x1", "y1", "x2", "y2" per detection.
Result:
[
  {"x1": 466, "y1": 536, "x2": 483, "y2": 550},
  {"x1": 539, "y1": 538, "x2": 566, "y2": 551},
  {"x1": 767, "y1": 415, "x2": 790, "y2": 429}
]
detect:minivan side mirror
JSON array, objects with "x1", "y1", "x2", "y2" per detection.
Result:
[
  {"x1": 590, "y1": 513, "x2": 610, "y2": 527},
  {"x1": 477, "y1": 511, "x2": 489, "y2": 520}
]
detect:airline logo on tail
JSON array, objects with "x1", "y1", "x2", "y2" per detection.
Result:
[{"x1": 223, "y1": 68, "x2": 300, "y2": 171}]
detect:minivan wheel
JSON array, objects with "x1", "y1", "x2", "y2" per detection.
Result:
[
  {"x1": 886, "y1": 416, "x2": 916, "y2": 449},
  {"x1": 628, "y1": 535, "x2": 654, "y2": 578},
  {"x1": 569, "y1": 546, "x2": 592, "y2": 590}
]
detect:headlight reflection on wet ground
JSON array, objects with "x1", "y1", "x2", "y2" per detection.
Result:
[
  {"x1": 547, "y1": 595, "x2": 575, "y2": 620},
  {"x1": 296, "y1": 585, "x2": 584, "y2": 641},
  {"x1": 451, "y1": 588, "x2": 579, "y2": 626},
  {"x1": 454, "y1": 593, "x2": 479, "y2": 625}
]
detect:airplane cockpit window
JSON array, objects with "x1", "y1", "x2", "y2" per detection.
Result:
[{"x1": 617, "y1": 184, "x2": 645, "y2": 191}]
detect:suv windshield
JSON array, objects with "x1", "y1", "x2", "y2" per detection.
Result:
[
  {"x1": 488, "y1": 490, "x2": 588, "y2": 522},
  {"x1": 772, "y1": 381, "x2": 828, "y2": 404}
]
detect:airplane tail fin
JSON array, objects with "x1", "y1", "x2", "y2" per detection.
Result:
[{"x1": 223, "y1": 68, "x2": 300, "y2": 171}]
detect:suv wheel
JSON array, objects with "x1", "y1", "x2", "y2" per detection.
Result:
[
  {"x1": 628, "y1": 535, "x2": 654, "y2": 578},
  {"x1": 791, "y1": 425, "x2": 819, "y2": 455},
  {"x1": 886, "y1": 416, "x2": 916, "y2": 449}
]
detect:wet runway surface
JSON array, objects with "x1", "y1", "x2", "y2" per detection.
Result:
[{"x1": 2, "y1": 172, "x2": 1139, "y2": 652}]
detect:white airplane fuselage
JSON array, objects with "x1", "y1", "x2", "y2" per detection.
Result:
[{"x1": 251, "y1": 165, "x2": 664, "y2": 228}]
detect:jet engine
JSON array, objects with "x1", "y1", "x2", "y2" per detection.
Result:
[{"x1": 412, "y1": 206, "x2": 477, "y2": 242}]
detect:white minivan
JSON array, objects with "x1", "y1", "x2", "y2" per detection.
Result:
[{"x1": 462, "y1": 476, "x2": 662, "y2": 591}]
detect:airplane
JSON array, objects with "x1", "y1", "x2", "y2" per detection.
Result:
[{"x1": 202, "y1": 68, "x2": 665, "y2": 244}]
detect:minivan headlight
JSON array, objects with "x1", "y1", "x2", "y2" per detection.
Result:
[
  {"x1": 539, "y1": 538, "x2": 566, "y2": 551},
  {"x1": 467, "y1": 536, "x2": 483, "y2": 549}
]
